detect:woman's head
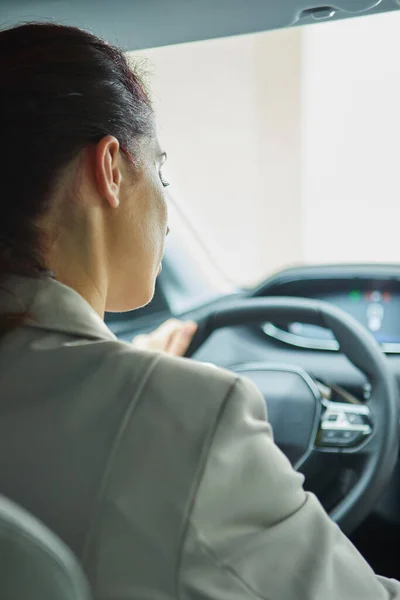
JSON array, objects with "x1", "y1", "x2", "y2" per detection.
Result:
[{"x1": 0, "y1": 22, "x2": 168, "y2": 317}]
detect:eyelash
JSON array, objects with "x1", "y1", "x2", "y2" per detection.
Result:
[{"x1": 159, "y1": 171, "x2": 170, "y2": 188}]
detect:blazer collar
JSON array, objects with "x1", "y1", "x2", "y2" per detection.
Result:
[{"x1": 0, "y1": 275, "x2": 117, "y2": 342}]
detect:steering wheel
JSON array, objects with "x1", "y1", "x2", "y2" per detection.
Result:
[{"x1": 184, "y1": 297, "x2": 399, "y2": 534}]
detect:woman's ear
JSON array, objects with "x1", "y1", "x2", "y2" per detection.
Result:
[{"x1": 94, "y1": 135, "x2": 122, "y2": 208}]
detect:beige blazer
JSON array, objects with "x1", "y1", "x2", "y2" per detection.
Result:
[{"x1": 0, "y1": 275, "x2": 398, "y2": 600}]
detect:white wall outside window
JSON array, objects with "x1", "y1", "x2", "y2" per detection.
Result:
[
  {"x1": 132, "y1": 10, "x2": 400, "y2": 287},
  {"x1": 302, "y1": 12, "x2": 400, "y2": 266}
]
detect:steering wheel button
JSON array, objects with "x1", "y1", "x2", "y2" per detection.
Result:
[
  {"x1": 320, "y1": 430, "x2": 343, "y2": 445},
  {"x1": 320, "y1": 429, "x2": 364, "y2": 447},
  {"x1": 327, "y1": 414, "x2": 338, "y2": 422},
  {"x1": 346, "y1": 413, "x2": 365, "y2": 425},
  {"x1": 343, "y1": 430, "x2": 364, "y2": 445}
]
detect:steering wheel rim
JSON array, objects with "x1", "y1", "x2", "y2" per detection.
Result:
[{"x1": 185, "y1": 297, "x2": 400, "y2": 533}]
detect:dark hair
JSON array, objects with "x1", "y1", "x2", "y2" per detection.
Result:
[{"x1": 0, "y1": 22, "x2": 154, "y2": 337}]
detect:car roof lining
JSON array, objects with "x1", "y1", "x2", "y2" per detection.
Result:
[{"x1": 0, "y1": 0, "x2": 399, "y2": 50}]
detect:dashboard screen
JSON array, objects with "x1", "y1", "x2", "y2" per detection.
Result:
[
  {"x1": 319, "y1": 290, "x2": 400, "y2": 344},
  {"x1": 260, "y1": 270, "x2": 400, "y2": 353},
  {"x1": 286, "y1": 286, "x2": 400, "y2": 349}
]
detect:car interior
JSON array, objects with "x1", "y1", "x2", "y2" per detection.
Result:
[{"x1": 1, "y1": 0, "x2": 400, "y2": 598}]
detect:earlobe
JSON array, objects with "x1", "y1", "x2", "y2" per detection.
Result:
[{"x1": 109, "y1": 195, "x2": 120, "y2": 209}]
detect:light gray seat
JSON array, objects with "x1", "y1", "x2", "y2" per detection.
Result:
[{"x1": 0, "y1": 494, "x2": 91, "y2": 600}]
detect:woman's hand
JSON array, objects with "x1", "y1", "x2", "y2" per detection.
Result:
[{"x1": 132, "y1": 319, "x2": 198, "y2": 357}]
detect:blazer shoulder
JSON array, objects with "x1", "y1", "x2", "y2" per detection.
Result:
[{"x1": 89, "y1": 339, "x2": 240, "y2": 428}]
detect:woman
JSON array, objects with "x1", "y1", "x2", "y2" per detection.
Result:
[{"x1": 0, "y1": 22, "x2": 398, "y2": 600}]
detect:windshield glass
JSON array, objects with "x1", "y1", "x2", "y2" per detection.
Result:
[{"x1": 131, "y1": 10, "x2": 400, "y2": 289}]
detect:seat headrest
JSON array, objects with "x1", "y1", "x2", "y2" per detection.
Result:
[{"x1": 0, "y1": 494, "x2": 91, "y2": 600}]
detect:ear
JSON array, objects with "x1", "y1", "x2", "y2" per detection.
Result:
[{"x1": 94, "y1": 136, "x2": 122, "y2": 208}]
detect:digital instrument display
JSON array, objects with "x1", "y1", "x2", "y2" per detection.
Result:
[
  {"x1": 261, "y1": 275, "x2": 400, "y2": 352},
  {"x1": 287, "y1": 288, "x2": 400, "y2": 347}
]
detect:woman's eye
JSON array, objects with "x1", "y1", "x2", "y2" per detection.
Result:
[{"x1": 159, "y1": 171, "x2": 170, "y2": 188}]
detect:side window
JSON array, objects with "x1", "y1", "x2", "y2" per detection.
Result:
[{"x1": 104, "y1": 280, "x2": 170, "y2": 324}]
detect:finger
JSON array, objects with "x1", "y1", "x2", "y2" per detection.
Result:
[
  {"x1": 167, "y1": 321, "x2": 198, "y2": 356},
  {"x1": 149, "y1": 319, "x2": 182, "y2": 350},
  {"x1": 131, "y1": 333, "x2": 146, "y2": 347},
  {"x1": 131, "y1": 333, "x2": 167, "y2": 351},
  {"x1": 150, "y1": 318, "x2": 181, "y2": 340},
  {"x1": 132, "y1": 319, "x2": 194, "y2": 353}
]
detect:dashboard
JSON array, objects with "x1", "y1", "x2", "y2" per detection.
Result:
[{"x1": 253, "y1": 265, "x2": 400, "y2": 354}]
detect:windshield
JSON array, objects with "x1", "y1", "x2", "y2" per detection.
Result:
[{"x1": 132, "y1": 10, "x2": 400, "y2": 289}]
